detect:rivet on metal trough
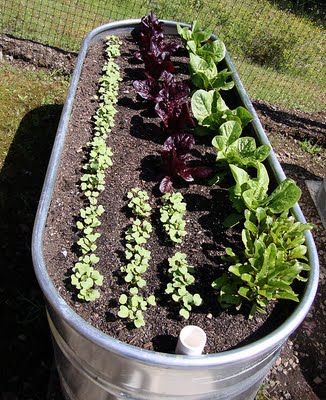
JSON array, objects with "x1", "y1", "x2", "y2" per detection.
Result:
[{"x1": 176, "y1": 325, "x2": 207, "y2": 355}]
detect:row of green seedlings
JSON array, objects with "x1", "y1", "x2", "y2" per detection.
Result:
[
  {"x1": 118, "y1": 188, "x2": 156, "y2": 328},
  {"x1": 71, "y1": 36, "x2": 122, "y2": 301},
  {"x1": 161, "y1": 192, "x2": 202, "y2": 320},
  {"x1": 118, "y1": 189, "x2": 202, "y2": 326},
  {"x1": 179, "y1": 24, "x2": 312, "y2": 318}
]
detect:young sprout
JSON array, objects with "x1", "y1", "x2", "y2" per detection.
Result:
[
  {"x1": 160, "y1": 192, "x2": 187, "y2": 244},
  {"x1": 166, "y1": 252, "x2": 202, "y2": 319},
  {"x1": 118, "y1": 287, "x2": 156, "y2": 328}
]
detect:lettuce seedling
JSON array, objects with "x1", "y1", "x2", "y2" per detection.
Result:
[
  {"x1": 166, "y1": 252, "x2": 202, "y2": 319},
  {"x1": 71, "y1": 36, "x2": 121, "y2": 302},
  {"x1": 121, "y1": 245, "x2": 151, "y2": 288},
  {"x1": 71, "y1": 254, "x2": 103, "y2": 302},
  {"x1": 127, "y1": 187, "x2": 152, "y2": 218},
  {"x1": 118, "y1": 287, "x2": 156, "y2": 328},
  {"x1": 125, "y1": 219, "x2": 152, "y2": 245},
  {"x1": 120, "y1": 188, "x2": 154, "y2": 321},
  {"x1": 160, "y1": 192, "x2": 187, "y2": 244}
]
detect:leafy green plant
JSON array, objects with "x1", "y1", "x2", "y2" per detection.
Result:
[
  {"x1": 166, "y1": 252, "x2": 202, "y2": 319},
  {"x1": 229, "y1": 163, "x2": 301, "y2": 214},
  {"x1": 121, "y1": 245, "x2": 151, "y2": 288},
  {"x1": 212, "y1": 121, "x2": 270, "y2": 166},
  {"x1": 71, "y1": 36, "x2": 121, "y2": 301},
  {"x1": 189, "y1": 53, "x2": 234, "y2": 91},
  {"x1": 177, "y1": 21, "x2": 233, "y2": 91},
  {"x1": 71, "y1": 254, "x2": 103, "y2": 301},
  {"x1": 299, "y1": 139, "x2": 322, "y2": 155},
  {"x1": 125, "y1": 219, "x2": 152, "y2": 245},
  {"x1": 177, "y1": 21, "x2": 211, "y2": 47},
  {"x1": 118, "y1": 287, "x2": 156, "y2": 328},
  {"x1": 127, "y1": 187, "x2": 152, "y2": 218},
  {"x1": 160, "y1": 192, "x2": 187, "y2": 244},
  {"x1": 191, "y1": 89, "x2": 253, "y2": 135},
  {"x1": 212, "y1": 207, "x2": 312, "y2": 318},
  {"x1": 177, "y1": 21, "x2": 226, "y2": 64}
]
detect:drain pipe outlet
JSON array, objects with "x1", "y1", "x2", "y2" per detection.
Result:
[{"x1": 175, "y1": 325, "x2": 207, "y2": 356}]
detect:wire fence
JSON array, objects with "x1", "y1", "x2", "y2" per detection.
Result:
[{"x1": 0, "y1": 0, "x2": 325, "y2": 112}]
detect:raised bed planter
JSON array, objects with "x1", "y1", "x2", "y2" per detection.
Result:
[{"x1": 32, "y1": 19, "x2": 319, "y2": 400}]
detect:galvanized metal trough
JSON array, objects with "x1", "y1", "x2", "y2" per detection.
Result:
[{"x1": 32, "y1": 19, "x2": 319, "y2": 400}]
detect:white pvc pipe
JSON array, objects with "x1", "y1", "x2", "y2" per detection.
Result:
[{"x1": 175, "y1": 325, "x2": 207, "y2": 356}]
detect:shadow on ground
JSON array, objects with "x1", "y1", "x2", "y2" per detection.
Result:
[{"x1": 0, "y1": 105, "x2": 62, "y2": 400}]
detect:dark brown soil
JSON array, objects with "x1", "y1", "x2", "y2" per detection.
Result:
[
  {"x1": 0, "y1": 34, "x2": 76, "y2": 74},
  {"x1": 43, "y1": 36, "x2": 293, "y2": 355}
]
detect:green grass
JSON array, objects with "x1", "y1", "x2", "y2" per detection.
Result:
[
  {"x1": 236, "y1": 58, "x2": 326, "y2": 111},
  {"x1": 0, "y1": 63, "x2": 68, "y2": 168},
  {"x1": 0, "y1": 0, "x2": 325, "y2": 112}
]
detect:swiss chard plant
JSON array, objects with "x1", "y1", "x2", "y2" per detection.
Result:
[
  {"x1": 166, "y1": 252, "x2": 202, "y2": 319},
  {"x1": 71, "y1": 36, "x2": 121, "y2": 301}
]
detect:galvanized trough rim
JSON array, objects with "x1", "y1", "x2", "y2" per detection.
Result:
[{"x1": 32, "y1": 19, "x2": 319, "y2": 368}]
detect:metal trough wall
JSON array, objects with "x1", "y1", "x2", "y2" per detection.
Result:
[{"x1": 32, "y1": 20, "x2": 319, "y2": 400}]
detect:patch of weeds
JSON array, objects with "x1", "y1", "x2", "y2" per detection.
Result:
[{"x1": 299, "y1": 139, "x2": 322, "y2": 155}]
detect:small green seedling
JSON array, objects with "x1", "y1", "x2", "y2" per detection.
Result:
[
  {"x1": 118, "y1": 287, "x2": 156, "y2": 328},
  {"x1": 166, "y1": 252, "x2": 202, "y2": 319},
  {"x1": 160, "y1": 192, "x2": 187, "y2": 244},
  {"x1": 127, "y1": 187, "x2": 152, "y2": 218}
]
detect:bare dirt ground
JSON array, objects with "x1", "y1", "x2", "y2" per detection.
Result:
[{"x1": 0, "y1": 35, "x2": 325, "y2": 400}]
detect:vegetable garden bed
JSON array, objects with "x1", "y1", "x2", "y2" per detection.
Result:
[{"x1": 42, "y1": 16, "x2": 314, "y2": 355}]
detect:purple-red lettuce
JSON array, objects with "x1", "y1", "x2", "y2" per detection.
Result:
[
  {"x1": 141, "y1": 38, "x2": 177, "y2": 79},
  {"x1": 136, "y1": 13, "x2": 179, "y2": 79},
  {"x1": 138, "y1": 12, "x2": 164, "y2": 53},
  {"x1": 155, "y1": 72, "x2": 194, "y2": 133},
  {"x1": 133, "y1": 71, "x2": 194, "y2": 133},
  {"x1": 133, "y1": 76, "x2": 162, "y2": 102},
  {"x1": 159, "y1": 134, "x2": 213, "y2": 193}
]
